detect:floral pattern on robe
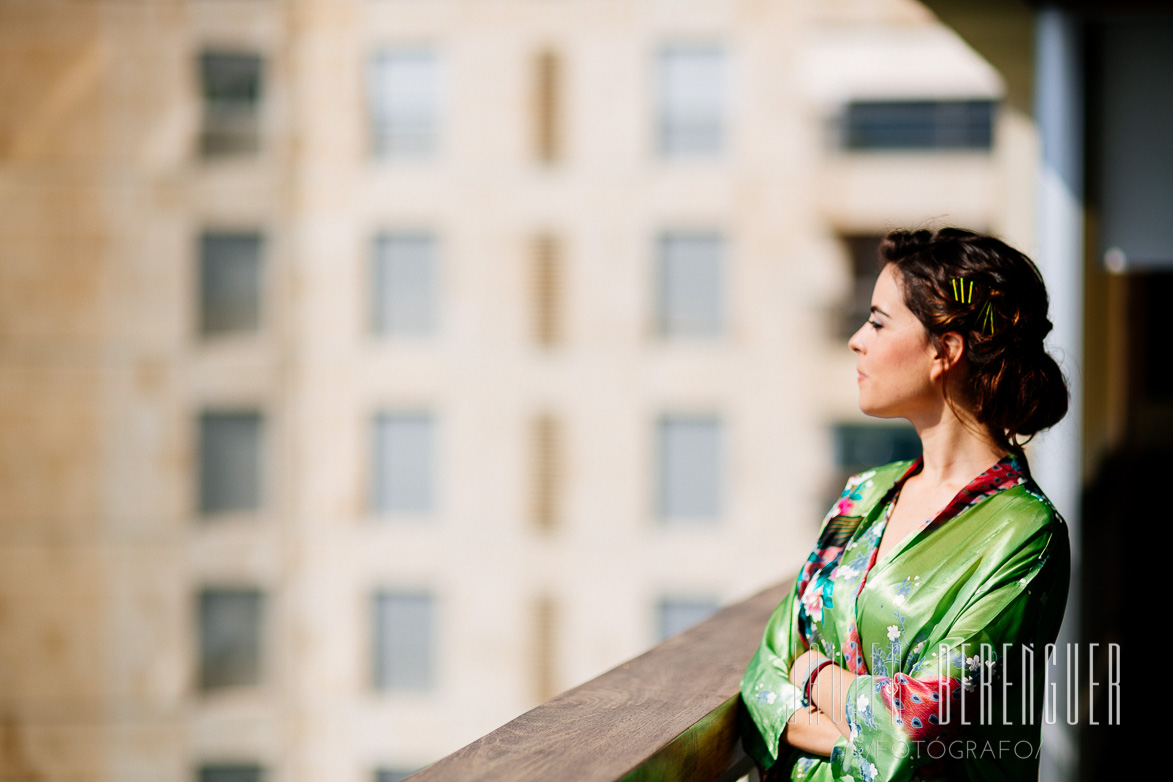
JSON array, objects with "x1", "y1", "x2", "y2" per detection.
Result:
[{"x1": 740, "y1": 453, "x2": 1069, "y2": 782}]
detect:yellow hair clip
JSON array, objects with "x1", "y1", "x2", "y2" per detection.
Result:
[{"x1": 950, "y1": 278, "x2": 973, "y2": 304}]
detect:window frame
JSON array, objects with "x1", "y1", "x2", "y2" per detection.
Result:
[
  {"x1": 654, "y1": 414, "x2": 724, "y2": 524},
  {"x1": 655, "y1": 43, "x2": 726, "y2": 158},
  {"x1": 368, "y1": 47, "x2": 442, "y2": 160},
  {"x1": 372, "y1": 590, "x2": 436, "y2": 693}
]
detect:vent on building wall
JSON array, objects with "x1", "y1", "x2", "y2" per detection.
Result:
[
  {"x1": 535, "y1": 49, "x2": 562, "y2": 163},
  {"x1": 531, "y1": 413, "x2": 561, "y2": 531},
  {"x1": 533, "y1": 234, "x2": 562, "y2": 346},
  {"x1": 532, "y1": 594, "x2": 558, "y2": 702}
]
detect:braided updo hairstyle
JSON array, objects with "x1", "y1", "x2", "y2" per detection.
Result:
[{"x1": 878, "y1": 227, "x2": 1068, "y2": 448}]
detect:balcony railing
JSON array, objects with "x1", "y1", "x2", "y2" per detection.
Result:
[{"x1": 407, "y1": 581, "x2": 790, "y2": 782}]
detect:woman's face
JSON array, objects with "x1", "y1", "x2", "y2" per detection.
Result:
[{"x1": 848, "y1": 265, "x2": 943, "y2": 422}]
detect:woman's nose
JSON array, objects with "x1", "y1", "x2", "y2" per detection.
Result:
[{"x1": 848, "y1": 325, "x2": 865, "y2": 354}]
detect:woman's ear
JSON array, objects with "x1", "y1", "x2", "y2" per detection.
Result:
[{"x1": 931, "y1": 331, "x2": 966, "y2": 381}]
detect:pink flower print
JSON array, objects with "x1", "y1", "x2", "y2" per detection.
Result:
[{"x1": 800, "y1": 586, "x2": 824, "y2": 623}]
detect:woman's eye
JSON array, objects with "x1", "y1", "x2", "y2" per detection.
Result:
[{"x1": 867, "y1": 318, "x2": 882, "y2": 330}]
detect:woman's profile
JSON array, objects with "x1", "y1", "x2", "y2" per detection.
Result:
[{"x1": 740, "y1": 227, "x2": 1070, "y2": 781}]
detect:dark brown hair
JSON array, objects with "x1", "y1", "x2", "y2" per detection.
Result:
[{"x1": 878, "y1": 227, "x2": 1068, "y2": 447}]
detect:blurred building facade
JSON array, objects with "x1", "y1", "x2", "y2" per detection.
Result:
[{"x1": 0, "y1": 1, "x2": 1030, "y2": 780}]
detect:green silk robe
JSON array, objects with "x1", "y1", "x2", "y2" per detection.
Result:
[{"x1": 740, "y1": 454, "x2": 1069, "y2": 781}]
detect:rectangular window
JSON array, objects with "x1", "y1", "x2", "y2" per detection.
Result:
[
  {"x1": 200, "y1": 232, "x2": 262, "y2": 336},
  {"x1": 198, "y1": 765, "x2": 264, "y2": 782},
  {"x1": 829, "y1": 423, "x2": 921, "y2": 510},
  {"x1": 836, "y1": 234, "x2": 885, "y2": 339},
  {"x1": 657, "y1": 597, "x2": 720, "y2": 642},
  {"x1": 374, "y1": 770, "x2": 418, "y2": 782},
  {"x1": 656, "y1": 416, "x2": 722, "y2": 523},
  {"x1": 200, "y1": 52, "x2": 263, "y2": 156},
  {"x1": 833, "y1": 423, "x2": 922, "y2": 474},
  {"x1": 656, "y1": 45, "x2": 724, "y2": 157},
  {"x1": 841, "y1": 99, "x2": 995, "y2": 151},
  {"x1": 372, "y1": 413, "x2": 435, "y2": 515},
  {"x1": 370, "y1": 49, "x2": 440, "y2": 158},
  {"x1": 199, "y1": 411, "x2": 263, "y2": 515},
  {"x1": 656, "y1": 232, "x2": 723, "y2": 337},
  {"x1": 372, "y1": 233, "x2": 437, "y2": 337},
  {"x1": 199, "y1": 589, "x2": 264, "y2": 690},
  {"x1": 373, "y1": 592, "x2": 435, "y2": 692}
]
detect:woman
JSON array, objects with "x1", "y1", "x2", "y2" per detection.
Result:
[{"x1": 740, "y1": 228, "x2": 1070, "y2": 781}]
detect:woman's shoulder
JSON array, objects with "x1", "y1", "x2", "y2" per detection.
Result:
[
  {"x1": 828, "y1": 459, "x2": 916, "y2": 520},
  {"x1": 984, "y1": 478, "x2": 1068, "y2": 536},
  {"x1": 844, "y1": 459, "x2": 917, "y2": 494}
]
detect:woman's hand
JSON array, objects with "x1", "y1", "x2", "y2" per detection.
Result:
[
  {"x1": 782, "y1": 706, "x2": 842, "y2": 757},
  {"x1": 787, "y1": 649, "x2": 855, "y2": 741}
]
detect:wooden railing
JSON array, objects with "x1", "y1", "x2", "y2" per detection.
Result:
[{"x1": 407, "y1": 581, "x2": 791, "y2": 782}]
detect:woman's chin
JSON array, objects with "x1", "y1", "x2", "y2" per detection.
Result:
[{"x1": 857, "y1": 400, "x2": 899, "y2": 420}]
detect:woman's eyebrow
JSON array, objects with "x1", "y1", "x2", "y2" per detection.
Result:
[{"x1": 870, "y1": 305, "x2": 890, "y2": 318}]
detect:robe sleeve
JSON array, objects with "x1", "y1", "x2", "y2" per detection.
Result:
[
  {"x1": 739, "y1": 581, "x2": 808, "y2": 768},
  {"x1": 830, "y1": 518, "x2": 1069, "y2": 782}
]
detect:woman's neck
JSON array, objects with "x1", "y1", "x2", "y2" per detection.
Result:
[{"x1": 910, "y1": 411, "x2": 1008, "y2": 488}]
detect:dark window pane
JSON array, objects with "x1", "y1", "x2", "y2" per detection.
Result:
[
  {"x1": 199, "y1": 590, "x2": 263, "y2": 690},
  {"x1": 842, "y1": 100, "x2": 994, "y2": 151},
  {"x1": 198, "y1": 765, "x2": 263, "y2": 782},
  {"x1": 837, "y1": 234, "x2": 884, "y2": 339},
  {"x1": 373, "y1": 592, "x2": 434, "y2": 692},
  {"x1": 200, "y1": 52, "x2": 262, "y2": 156},
  {"x1": 657, "y1": 416, "x2": 722, "y2": 522},
  {"x1": 374, "y1": 769, "x2": 419, "y2": 782},
  {"x1": 657, "y1": 598, "x2": 720, "y2": 642},
  {"x1": 200, "y1": 233, "x2": 262, "y2": 335},
  {"x1": 199, "y1": 412, "x2": 263, "y2": 515},
  {"x1": 833, "y1": 423, "x2": 921, "y2": 474}
]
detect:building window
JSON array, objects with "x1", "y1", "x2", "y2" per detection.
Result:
[
  {"x1": 198, "y1": 589, "x2": 264, "y2": 690},
  {"x1": 534, "y1": 49, "x2": 562, "y2": 163},
  {"x1": 372, "y1": 413, "x2": 435, "y2": 515},
  {"x1": 199, "y1": 412, "x2": 263, "y2": 515},
  {"x1": 200, "y1": 232, "x2": 262, "y2": 336},
  {"x1": 373, "y1": 592, "x2": 435, "y2": 692},
  {"x1": 372, "y1": 233, "x2": 437, "y2": 337},
  {"x1": 657, "y1": 597, "x2": 720, "y2": 642},
  {"x1": 829, "y1": 423, "x2": 921, "y2": 508},
  {"x1": 841, "y1": 99, "x2": 995, "y2": 151},
  {"x1": 369, "y1": 49, "x2": 440, "y2": 159},
  {"x1": 200, "y1": 52, "x2": 263, "y2": 156},
  {"x1": 656, "y1": 416, "x2": 722, "y2": 523},
  {"x1": 374, "y1": 770, "x2": 419, "y2": 782},
  {"x1": 656, "y1": 44, "x2": 725, "y2": 157},
  {"x1": 836, "y1": 234, "x2": 884, "y2": 339},
  {"x1": 656, "y1": 232, "x2": 724, "y2": 337},
  {"x1": 198, "y1": 765, "x2": 264, "y2": 782}
]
